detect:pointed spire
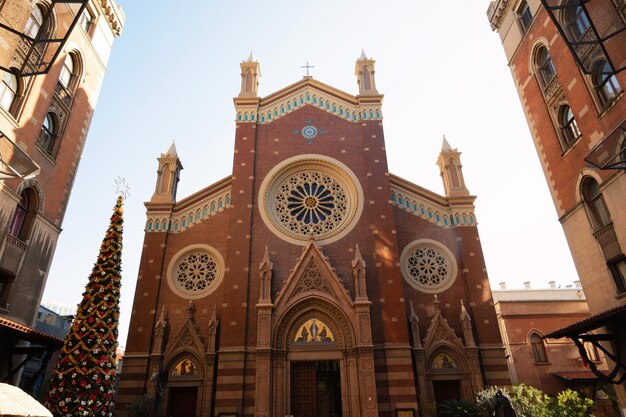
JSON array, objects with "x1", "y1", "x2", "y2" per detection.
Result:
[
  {"x1": 209, "y1": 305, "x2": 218, "y2": 326},
  {"x1": 259, "y1": 246, "x2": 273, "y2": 270},
  {"x1": 408, "y1": 301, "x2": 423, "y2": 349},
  {"x1": 186, "y1": 300, "x2": 194, "y2": 319},
  {"x1": 352, "y1": 244, "x2": 365, "y2": 268},
  {"x1": 460, "y1": 299, "x2": 471, "y2": 322},
  {"x1": 359, "y1": 49, "x2": 368, "y2": 60},
  {"x1": 247, "y1": 51, "x2": 255, "y2": 62},
  {"x1": 156, "y1": 306, "x2": 167, "y2": 327},
  {"x1": 165, "y1": 140, "x2": 178, "y2": 157},
  {"x1": 437, "y1": 135, "x2": 470, "y2": 198},
  {"x1": 409, "y1": 300, "x2": 419, "y2": 322}
]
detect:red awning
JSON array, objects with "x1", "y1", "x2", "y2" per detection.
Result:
[
  {"x1": 553, "y1": 370, "x2": 610, "y2": 381},
  {"x1": 0, "y1": 317, "x2": 63, "y2": 348},
  {"x1": 545, "y1": 304, "x2": 626, "y2": 338}
]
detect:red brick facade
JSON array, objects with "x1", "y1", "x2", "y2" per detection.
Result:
[{"x1": 119, "y1": 58, "x2": 510, "y2": 417}]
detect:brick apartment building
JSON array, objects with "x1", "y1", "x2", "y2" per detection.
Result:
[
  {"x1": 0, "y1": 0, "x2": 124, "y2": 385},
  {"x1": 493, "y1": 282, "x2": 620, "y2": 416},
  {"x1": 118, "y1": 54, "x2": 511, "y2": 417},
  {"x1": 487, "y1": 0, "x2": 626, "y2": 413}
]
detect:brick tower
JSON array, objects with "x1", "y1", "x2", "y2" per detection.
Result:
[
  {"x1": 118, "y1": 53, "x2": 510, "y2": 417},
  {"x1": 487, "y1": 0, "x2": 626, "y2": 411}
]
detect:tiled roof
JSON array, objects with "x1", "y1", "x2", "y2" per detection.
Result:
[
  {"x1": 553, "y1": 370, "x2": 610, "y2": 381},
  {"x1": 545, "y1": 304, "x2": 626, "y2": 338},
  {"x1": 0, "y1": 317, "x2": 63, "y2": 348}
]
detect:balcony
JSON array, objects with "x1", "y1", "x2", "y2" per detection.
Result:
[
  {"x1": 0, "y1": 0, "x2": 88, "y2": 76},
  {"x1": 0, "y1": 234, "x2": 28, "y2": 276},
  {"x1": 593, "y1": 222, "x2": 622, "y2": 260}
]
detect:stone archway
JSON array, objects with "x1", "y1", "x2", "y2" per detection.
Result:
[
  {"x1": 253, "y1": 240, "x2": 379, "y2": 417},
  {"x1": 164, "y1": 352, "x2": 203, "y2": 417},
  {"x1": 271, "y1": 298, "x2": 376, "y2": 417}
]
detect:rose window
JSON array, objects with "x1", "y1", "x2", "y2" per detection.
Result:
[
  {"x1": 260, "y1": 156, "x2": 363, "y2": 245},
  {"x1": 274, "y1": 171, "x2": 347, "y2": 237},
  {"x1": 406, "y1": 247, "x2": 448, "y2": 287},
  {"x1": 174, "y1": 252, "x2": 217, "y2": 293},
  {"x1": 400, "y1": 240, "x2": 457, "y2": 293}
]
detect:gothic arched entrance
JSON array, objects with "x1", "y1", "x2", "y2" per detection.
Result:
[
  {"x1": 164, "y1": 353, "x2": 203, "y2": 417},
  {"x1": 253, "y1": 240, "x2": 379, "y2": 417}
]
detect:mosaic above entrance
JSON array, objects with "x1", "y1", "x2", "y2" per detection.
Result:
[{"x1": 294, "y1": 318, "x2": 335, "y2": 344}]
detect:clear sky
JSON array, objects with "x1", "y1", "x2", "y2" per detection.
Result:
[{"x1": 42, "y1": 0, "x2": 579, "y2": 347}]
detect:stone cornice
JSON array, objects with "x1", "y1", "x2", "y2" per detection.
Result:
[
  {"x1": 234, "y1": 77, "x2": 383, "y2": 124},
  {"x1": 97, "y1": 0, "x2": 126, "y2": 36},
  {"x1": 389, "y1": 173, "x2": 477, "y2": 227},
  {"x1": 487, "y1": 0, "x2": 513, "y2": 30},
  {"x1": 173, "y1": 176, "x2": 232, "y2": 213}
]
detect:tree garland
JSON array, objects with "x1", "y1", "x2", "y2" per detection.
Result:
[{"x1": 45, "y1": 196, "x2": 124, "y2": 416}]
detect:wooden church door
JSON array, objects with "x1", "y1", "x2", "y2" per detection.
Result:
[
  {"x1": 167, "y1": 387, "x2": 198, "y2": 417},
  {"x1": 291, "y1": 361, "x2": 317, "y2": 417},
  {"x1": 291, "y1": 361, "x2": 342, "y2": 417}
]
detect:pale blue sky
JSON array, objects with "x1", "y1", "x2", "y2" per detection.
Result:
[{"x1": 43, "y1": 0, "x2": 578, "y2": 347}]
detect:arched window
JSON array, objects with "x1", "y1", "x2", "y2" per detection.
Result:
[
  {"x1": 362, "y1": 69, "x2": 372, "y2": 90},
  {"x1": 38, "y1": 113, "x2": 57, "y2": 154},
  {"x1": 0, "y1": 71, "x2": 18, "y2": 111},
  {"x1": 535, "y1": 46, "x2": 556, "y2": 88},
  {"x1": 9, "y1": 188, "x2": 38, "y2": 241},
  {"x1": 59, "y1": 54, "x2": 75, "y2": 88},
  {"x1": 581, "y1": 177, "x2": 611, "y2": 230},
  {"x1": 558, "y1": 104, "x2": 581, "y2": 148},
  {"x1": 592, "y1": 60, "x2": 621, "y2": 106},
  {"x1": 24, "y1": 5, "x2": 44, "y2": 38},
  {"x1": 530, "y1": 333, "x2": 548, "y2": 363},
  {"x1": 564, "y1": 3, "x2": 590, "y2": 41}
]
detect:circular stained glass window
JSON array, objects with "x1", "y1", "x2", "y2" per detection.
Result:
[
  {"x1": 400, "y1": 240, "x2": 457, "y2": 293},
  {"x1": 167, "y1": 245, "x2": 224, "y2": 299},
  {"x1": 259, "y1": 155, "x2": 363, "y2": 245}
]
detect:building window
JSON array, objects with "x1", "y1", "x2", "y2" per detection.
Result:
[
  {"x1": 78, "y1": 8, "x2": 94, "y2": 34},
  {"x1": 518, "y1": 0, "x2": 533, "y2": 33},
  {"x1": 536, "y1": 46, "x2": 557, "y2": 89},
  {"x1": 584, "y1": 341, "x2": 599, "y2": 362},
  {"x1": 59, "y1": 55, "x2": 74, "y2": 88},
  {"x1": 400, "y1": 239, "x2": 458, "y2": 294},
  {"x1": 38, "y1": 113, "x2": 57, "y2": 155},
  {"x1": 0, "y1": 71, "x2": 18, "y2": 112},
  {"x1": 530, "y1": 333, "x2": 548, "y2": 363},
  {"x1": 592, "y1": 60, "x2": 622, "y2": 106},
  {"x1": 166, "y1": 245, "x2": 225, "y2": 299},
  {"x1": 24, "y1": 5, "x2": 44, "y2": 38},
  {"x1": 608, "y1": 256, "x2": 626, "y2": 294},
  {"x1": 581, "y1": 177, "x2": 611, "y2": 231},
  {"x1": 564, "y1": 3, "x2": 590, "y2": 41},
  {"x1": 9, "y1": 188, "x2": 38, "y2": 241},
  {"x1": 558, "y1": 104, "x2": 581, "y2": 148}
]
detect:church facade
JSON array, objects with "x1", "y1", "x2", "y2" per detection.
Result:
[{"x1": 118, "y1": 54, "x2": 510, "y2": 417}]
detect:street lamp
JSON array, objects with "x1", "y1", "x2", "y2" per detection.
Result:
[{"x1": 0, "y1": 0, "x2": 88, "y2": 77}]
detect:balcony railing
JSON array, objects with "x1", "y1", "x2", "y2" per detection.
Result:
[{"x1": 0, "y1": 234, "x2": 28, "y2": 276}]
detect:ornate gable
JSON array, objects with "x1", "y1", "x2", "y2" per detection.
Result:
[
  {"x1": 274, "y1": 237, "x2": 352, "y2": 309},
  {"x1": 234, "y1": 77, "x2": 383, "y2": 125},
  {"x1": 422, "y1": 296, "x2": 465, "y2": 352},
  {"x1": 163, "y1": 301, "x2": 208, "y2": 362}
]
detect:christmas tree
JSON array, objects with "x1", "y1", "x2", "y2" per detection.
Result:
[{"x1": 45, "y1": 196, "x2": 124, "y2": 416}]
